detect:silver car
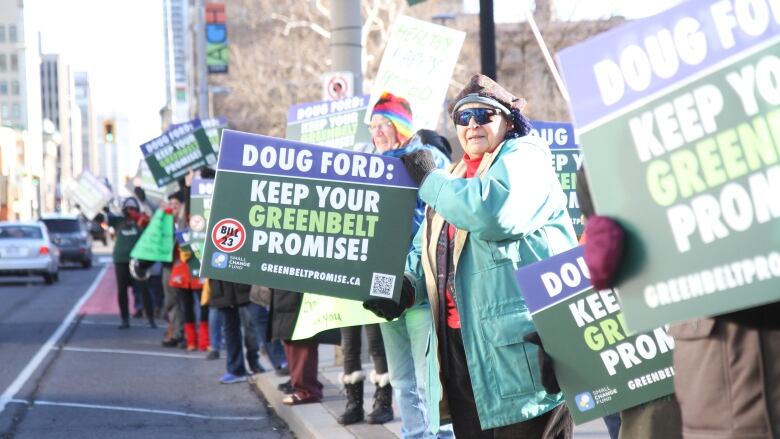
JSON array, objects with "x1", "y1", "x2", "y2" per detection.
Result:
[{"x1": 0, "y1": 221, "x2": 60, "y2": 284}]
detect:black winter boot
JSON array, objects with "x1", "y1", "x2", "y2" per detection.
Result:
[
  {"x1": 366, "y1": 372, "x2": 393, "y2": 424},
  {"x1": 337, "y1": 371, "x2": 365, "y2": 425}
]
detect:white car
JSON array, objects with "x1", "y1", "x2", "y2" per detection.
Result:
[{"x1": 0, "y1": 221, "x2": 60, "y2": 284}]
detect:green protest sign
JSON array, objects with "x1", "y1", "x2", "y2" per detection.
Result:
[
  {"x1": 530, "y1": 121, "x2": 584, "y2": 236},
  {"x1": 292, "y1": 295, "x2": 387, "y2": 340},
  {"x1": 286, "y1": 96, "x2": 373, "y2": 152},
  {"x1": 128, "y1": 160, "x2": 179, "y2": 207},
  {"x1": 516, "y1": 246, "x2": 675, "y2": 424},
  {"x1": 139, "y1": 119, "x2": 216, "y2": 187},
  {"x1": 199, "y1": 130, "x2": 418, "y2": 302},
  {"x1": 64, "y1": 170, "x2": 112, "y2": 220},
  {"x1": 130, "y1": 209, "x2": 174, "y2": 262},
  {"x1": 203, "y1": 117, "x2": 228, "y2": 152},
  {"x1": 558, "y1": 0, "x2": 780, "y2": 331},
  {"x1": 189, "y1": 177, "x2": 214, "y2": 261}
]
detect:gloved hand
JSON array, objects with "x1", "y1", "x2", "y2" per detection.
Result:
[
  {"x1": 522, "y1": 331, "x2": 560, "y2": 394},
  {"x1": 137, "y1": 213, "x2": 150, "y2": 229},
  {"x1": 363, "y1": 274, "x2": 416, "y2": 321},
  {"x1": 133, "y1": 186, "x2": 147, "y2": 203},
  {"x1": 400, "y1": 150, "x2": 437, "y2": 186},
  {"x1": 583, "y1": 215, "x2": 625, "y2": 290}
]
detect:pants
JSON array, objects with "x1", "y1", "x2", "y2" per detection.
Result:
[
  {"x1": 247, "y1": 302, "x2": 287, "y2": 369},
  {"x1": 341, "y1": 324, "x2": 387, "y2": 375},
  {"x1": 161, "y1": 266, "x2": 183, "y2": 338},
  {"x1": 148, "y1": 274, "x2": 164, "y2": 309},
  {"x1": 382, "y1": 305, "x2": 451, "y2": 439},
  {"x1": 209, "y1": 307, "x2": 224, "y2": 351},
  {"x1": 115, "y1": 262, "x2": 153, "y2": 323},
  {"x1": 176, "y1": 288, "x2": 208, "y2": 324},
  {"x1": 222, "y1": 306, "x2": 247, "y2": 376},
  {"x1": 443, "y1": 326, "x2": 566, "y2": 439},
  {"x1": 239, "y1": 306, "x2": 260, "y2": 370},
  {"x1": 284, "y1": 339, "x2": 322, "y2": 401}
]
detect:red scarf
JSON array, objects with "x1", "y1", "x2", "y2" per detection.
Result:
[{"x1": 445, "y1": 154, "x2": 484, "y2": 328}]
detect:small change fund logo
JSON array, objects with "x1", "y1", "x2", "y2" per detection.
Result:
[
  {"x1": 575, "y1": 392, "x2": 596, "y2": 412},
  {"x1": 211, "y1": 252, "x2": 228, "y2": 269}
]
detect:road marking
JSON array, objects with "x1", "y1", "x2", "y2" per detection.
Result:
[
  {"x1": 0, "y1": 266, "x2": 109, "y2": 414},
  {"x1": 61, "y1": 346, "x2": 204, "y2": 360},
  {"x1": 5, "y1": 399, "x2": 264, "y2": 421}
]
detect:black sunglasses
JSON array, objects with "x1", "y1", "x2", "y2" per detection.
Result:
[{"x1": 454, "y1": 108, "x2": 501, "y2": 126}]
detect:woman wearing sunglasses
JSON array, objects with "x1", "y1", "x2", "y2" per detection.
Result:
[{"x1": 364, "y1": 75, "x2": 577, "y2": 438}]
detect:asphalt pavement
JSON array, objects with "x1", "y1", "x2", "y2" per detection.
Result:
[{"x1": 0, "y1": 244, "x2": 290, "y2": 439}]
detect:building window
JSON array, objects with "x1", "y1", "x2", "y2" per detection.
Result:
[
  {"x1": 9, "y1": 25, "x2": 17, "y2": 43},
  {"x1": 0, "y1": 26, "x2": 5, "y2": 43},
  {"x1": 11, "y1": 80, "x2": 18, "y2": 95},
  {"x1": 10, "y1": 54, "x2": 17, "y2": 72},
  {"x1": 0, "y1": 81, "x2": 7, "y2": 95},
  {"x1": 11, "y1": 103, "x2": 20, "y2": 119},
  {"x1": 1, "y1": 104, "x2": 9, "y2": 120},
  {"x1": 0, "y1": 55, "x2": 5, "y2": 72}
]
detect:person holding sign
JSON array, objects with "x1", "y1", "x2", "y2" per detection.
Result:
[
  {"x1": 360, "y1": 93, "x2": 452, "y2": 437},
  {"x1": 107, "y1": 198, "x2": 155, "y2": 329},
  {"x1": 365, "y1": 75, "x2": 577, "y2": 437},
  {"x1": 580, "y1": 180, "x2": 780, "y2": 439}
]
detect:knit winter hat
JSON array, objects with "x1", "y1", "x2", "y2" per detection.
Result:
[
  {"x1": 371, "y1": 92, "x2": 413, "y2": 144},
  {"x1": 449, "y1": 74, "x2": 527, "y2": 119}
]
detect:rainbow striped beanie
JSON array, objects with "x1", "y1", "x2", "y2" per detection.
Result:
[{"x1": 371, "y1": 92, "x2": 413, "y2": 144}]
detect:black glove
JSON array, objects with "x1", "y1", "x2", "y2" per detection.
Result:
[
  {"x1": 523, "y1": 331, "x2": 560, "y2": 394},
  {"x1": 400, "y1": 150, "x2": 437, "y2": 186},
  {"x1": 133, "y1": 186, "x2": 147, "y2": 203},
  {"x1": 363, "y1": 275, "x2": 416, "y2": 321}
]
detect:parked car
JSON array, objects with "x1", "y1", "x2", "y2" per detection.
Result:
[
  {"x1": 0, "y1": 221, "x2": 60, "y2": 284},
  {"x1": 40, "y1": 213, "x2": 93, "y2": 268}
]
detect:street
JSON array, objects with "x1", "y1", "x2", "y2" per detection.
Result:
[{"x1": 0, "y1": 248, "x2": 291, "y2": 439}]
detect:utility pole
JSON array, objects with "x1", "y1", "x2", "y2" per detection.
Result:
[
  {"x1": 479, "y1": 0, "x2": 497, "y2": 80},
  {"x1": 330, "y1": 0, "x2": 363, "y2": 94},
  {"x1": 196, "y1": 0, "x2": 209, "y2": 118}
]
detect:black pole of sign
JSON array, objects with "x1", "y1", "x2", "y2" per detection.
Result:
[{"x1": 479, "y1": 0, "x2": 497, "y2": 80}]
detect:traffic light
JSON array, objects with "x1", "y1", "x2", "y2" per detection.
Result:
[
  {"x1": 31, "y1": 176, "x2": 40, "y2": 186},
  {"x1": 103, "y1": 119, "x2": 115, "y2": 144}
]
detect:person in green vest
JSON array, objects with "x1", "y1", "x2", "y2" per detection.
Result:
[{"x1": 108, "y1": 197, "x2": 156, "y2": 329}]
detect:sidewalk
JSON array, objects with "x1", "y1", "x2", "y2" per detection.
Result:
[{"x1": 250, "y1": 345, "x2": 611, "y2": 439}]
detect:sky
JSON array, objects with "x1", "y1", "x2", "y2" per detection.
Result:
[{"x1": 32, "y1": 0, "x2": 167, "y2": 175}]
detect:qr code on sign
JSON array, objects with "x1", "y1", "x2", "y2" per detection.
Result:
[{"x1": 369, "y1": 273, "x2": 396, "y2": 299}]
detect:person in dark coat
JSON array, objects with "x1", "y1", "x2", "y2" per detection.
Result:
[
  {"x1": 268, "y1": 289, "x2": 322, "y2": 405},
  {"x1": 209, "y1": 279, "x2": 258, "y2": 383}
]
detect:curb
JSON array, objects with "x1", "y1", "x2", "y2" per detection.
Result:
[{"x1": 250, "y1": 363, "x2": 400, "y2": 439}]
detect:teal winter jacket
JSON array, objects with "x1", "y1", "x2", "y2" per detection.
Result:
[{"x1": 405, "y1": 135, "x2": 577, "y2": 431}]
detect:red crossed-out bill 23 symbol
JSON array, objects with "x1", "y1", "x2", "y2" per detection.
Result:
[{"x1": 211, "y1": 218, "x2": 246, "y2": 253}]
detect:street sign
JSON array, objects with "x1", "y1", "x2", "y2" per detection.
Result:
[{"x1": 321, "y1": 71, "x2": 354, "y2": 101}]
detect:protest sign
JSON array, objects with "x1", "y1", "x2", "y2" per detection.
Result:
[
  {"x1": 199, "y1": 130, "x2": 418, "y2": 301},
  {"x1": 64, "y1": 170, "x2": 112, "y2": 221},
  {"x1": 529, "y1": 121, "x2": 583, "y2": 236},
  {"x1": 189, "y1": 177, "x2": 214, "y2": 261},
  {"x1": 558, "y1": 0, "x2": 780, "y2": 331},
  {"x1": 130, "y1": 209, "x2": 174, "y2": 262},
  {"x1": 202, "y1": 116, "x2": 228, "y2": 152},
  {"x1": 139, "y1": 119, "x2": 216, "y2": 187},
  {"x1": 286, "y1": 95, "x2": 373, "y2": 153},
  {"x1": 516, "y1": 246, "x2": 674, "y2": 424},
  {"x1": 366, "y1": 15, "x2": 465, "y2": 130},
  {"x1": 176, "y1": 230, "x2": 201, "y2": 276},
  {"x1": 128, "y1": 160, "x2": 179, "y2": 208},
  {"x1": 292, "y1": 294, "x2": 387, "y2": 340}
]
